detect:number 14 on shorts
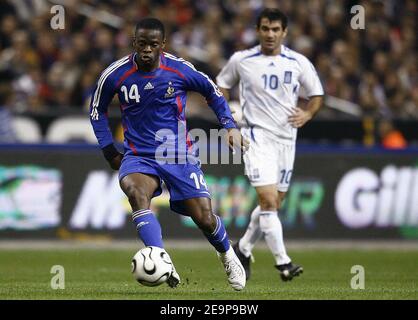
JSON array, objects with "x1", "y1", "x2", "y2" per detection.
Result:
[{"x1": 190, "y1": 172, "x2": 208, "y2": 190}]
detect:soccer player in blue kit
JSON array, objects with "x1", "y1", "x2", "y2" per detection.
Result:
[{"x1": 90, "y1": 18, "x2": 248, "y2": 291}]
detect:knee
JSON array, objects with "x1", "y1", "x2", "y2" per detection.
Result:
[
  {"x1": 124, "y1": 184, "x2": 151, "y2": 210},
  {"x1": 258, "y1": 193, "x2": 279, "y2": 211}
]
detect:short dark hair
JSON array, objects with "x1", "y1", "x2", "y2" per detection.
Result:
[
  {"x1": 256, "y1": 8, "x2": 288, "y2": 29},
  {"x1": 135, "y1": 18, "x2": 165, "y2": 39}
]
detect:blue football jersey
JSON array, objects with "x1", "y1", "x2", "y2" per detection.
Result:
[{"x1": 90, "y1": 52, "x2": 236, "y2": 160}]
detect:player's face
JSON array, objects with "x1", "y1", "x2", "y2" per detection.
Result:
[
  {"x1": 133, "y1": 28, "x2": 165, "y2": 69},
  {"x1": 257, "y1": 18, "x2": 287, "y2": 55}
]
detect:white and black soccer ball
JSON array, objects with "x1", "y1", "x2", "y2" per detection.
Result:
[{"x1": 131, "y1": 246, "x2": 173, "y2": 287}]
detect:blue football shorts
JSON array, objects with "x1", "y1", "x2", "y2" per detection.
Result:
[{"x1": 119, "y1": 154, "x2": 211, "y2": 215}]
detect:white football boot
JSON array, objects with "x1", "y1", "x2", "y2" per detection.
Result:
[{"x1": 218, "y1": 246, "x2": 246, "y2": 291}]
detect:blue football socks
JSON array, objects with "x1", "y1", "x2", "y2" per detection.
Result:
[
  {"x1": 132, "y1": 209, "x2": 164, "y2": 248},
  {"x1": 204, "y1": 215, "x2": 231, "y2": 253}
]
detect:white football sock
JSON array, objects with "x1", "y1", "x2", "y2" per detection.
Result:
[
  {"x1": 259, "y1": 211, "x2": 291, "y2": 265},
  {"x1": 238, "y1": 206, "x2": 263, "y2": 258}
]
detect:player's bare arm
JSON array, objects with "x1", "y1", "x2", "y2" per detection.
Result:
[{"x1": 288, "y1": 95, "x2": 323, "y2": 128}]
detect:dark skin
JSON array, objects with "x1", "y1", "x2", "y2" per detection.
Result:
[{"x1": 107, "y1": 27, "x2": 248, "y2": 234}]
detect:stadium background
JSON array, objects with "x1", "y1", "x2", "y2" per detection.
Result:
[{"x1": 0, "y1": 0, "x2": 417, "y2": 242}]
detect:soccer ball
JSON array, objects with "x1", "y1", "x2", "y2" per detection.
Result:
[{"x1": 131, "y1": 246, "x2": 173, "y2": 287}]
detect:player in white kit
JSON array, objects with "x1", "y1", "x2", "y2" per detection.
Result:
[{"x1": 217, "y1": 8, "x2": 324, "y2": 281}]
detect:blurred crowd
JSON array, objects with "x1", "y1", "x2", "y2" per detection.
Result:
[{"x1": 0, "y1": 0, "x2": 416, "y2": 121}]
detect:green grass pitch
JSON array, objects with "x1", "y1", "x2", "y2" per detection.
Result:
[{"x1": 0, "y1": 248, "x2": 417, "y2": 300}]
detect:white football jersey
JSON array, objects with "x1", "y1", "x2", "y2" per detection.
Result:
[{"x1": 217, "y1": 45, "x2": 324, "y2": 145}]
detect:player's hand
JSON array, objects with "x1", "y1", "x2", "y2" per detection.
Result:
[
  {"x1": 288, "y1": 108, "x2": 313, "y2": 128},
  {"x1": 108, "y1": 153, "x2": 123, "y2": 170},
  {"x1": 102, "y1": 144, "x2": 123, "y2": 170},
  {"x1": 226, "y1": 128, "x2": 250, "y2": 154}
]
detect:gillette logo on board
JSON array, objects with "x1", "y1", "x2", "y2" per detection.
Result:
[{"x1": 335, "y1": 165, "x2": 418, "y2": 229}]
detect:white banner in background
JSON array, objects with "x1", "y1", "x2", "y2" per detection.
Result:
[
  {"x1": 69, "y1": 171, "x2": 127, "y2": 229},
  {"x1": 335, "y1": 165, "x2": 418, "y2": 228},
  {"x1": 0, "y1": 166, "x2": 62, "y2": 230}
]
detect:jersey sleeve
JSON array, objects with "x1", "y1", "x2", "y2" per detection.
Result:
[
  {"x1": 298, "y1": 56, "x2": 324, "y2": 97},
  {"x1": 89, "y1": 71, "x2": 117, "y2": 149},
  {"x1": 183, "y1": 64, "x2": 236, "y2": 129},
  {"x1": 216, "y1": 52, "x2": 241, "y2": 89}
]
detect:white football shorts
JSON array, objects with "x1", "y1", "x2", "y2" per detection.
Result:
[{"x1": 242, "y1": 127, "x2": 295, "y2": 192}]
